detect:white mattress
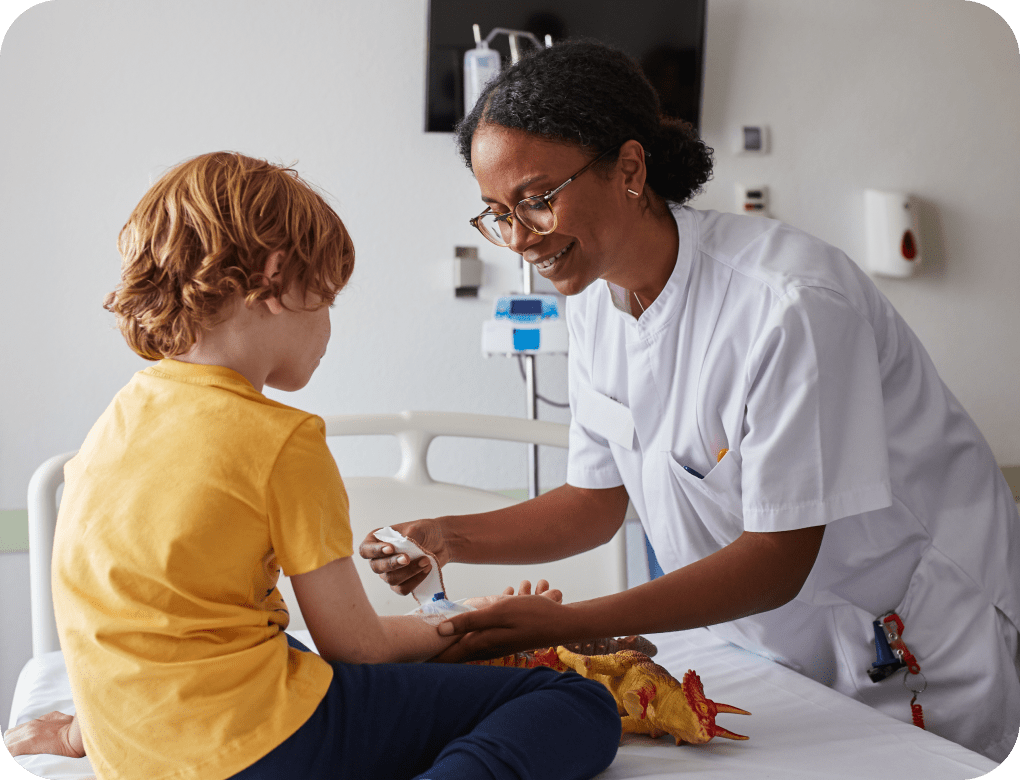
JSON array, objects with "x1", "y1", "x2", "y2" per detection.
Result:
[{"x1": 5, "y1": 628, "x2": 1004, "y2": 780}]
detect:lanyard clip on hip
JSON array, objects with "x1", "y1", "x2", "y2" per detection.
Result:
[{"x1": 867, "y1": 611, "x2": 927, "y2": 729}]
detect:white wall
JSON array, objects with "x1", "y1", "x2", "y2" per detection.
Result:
[
  {"x1": 1, "y1": 0, "x2": 1018, "y2": 716},
  {"x1": 0, "y1": 0, "x2": 574, "y2": 511},
  {"x1": 696, "y1": 0, "x2": 1020, "y2": 457}
]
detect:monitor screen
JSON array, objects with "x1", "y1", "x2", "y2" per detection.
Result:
[
  {"x1": 510, "y1": 299, "x2": 544, "y2": 316},
  {"x1": 426, "y1": 0, "x2": 707, "y2": 133}
]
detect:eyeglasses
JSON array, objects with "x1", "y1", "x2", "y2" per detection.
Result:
[{"x1": 469, "y1": 145, "x2": 620, "y2": 248}]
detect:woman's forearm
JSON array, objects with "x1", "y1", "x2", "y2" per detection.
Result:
[
  {"x1": 443, "y1": 483, "x2": 630, "y2": 565},
  {"x1": 568, "y1": 526, "x2": 826, "y2": 638},
  {"x1": 359, "y1": 485, "x2": 629, "y2": 598},
  {"x1": 435, "y1": 525, "x2": 826, "y2": 661}
]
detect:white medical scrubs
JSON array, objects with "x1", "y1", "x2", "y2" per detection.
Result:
[{"x1": 566, "y1": 207, "x2": 1020, "y2": 761}]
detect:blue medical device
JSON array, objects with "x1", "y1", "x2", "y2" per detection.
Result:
[{"x1": 482, "y1": 294, "x2": 568, "y2": 355}]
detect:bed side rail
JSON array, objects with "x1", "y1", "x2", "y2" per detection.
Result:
[
  {"x1": 27, "y1": 451, "x2": 77, "y2": 657},
  {"x1": 322, "y1": 411, "x2": 570, "y2": 485}
]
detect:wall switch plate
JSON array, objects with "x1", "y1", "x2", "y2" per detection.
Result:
[{"x1": 736, "y1": 184, "x2": 769, "y2": 217}]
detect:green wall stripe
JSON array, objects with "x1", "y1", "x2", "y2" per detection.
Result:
[{"x1": 0, "y1": 509, "x2": 29, "y2": 553}]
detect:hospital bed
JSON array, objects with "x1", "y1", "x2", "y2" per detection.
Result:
[{"x1": 6, "y1": 411, "x2": 1003, "y2": 779}]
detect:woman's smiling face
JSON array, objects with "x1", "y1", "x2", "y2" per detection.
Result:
[{"x1": 470, "y1": 123, "x2": 628, "y2": 297}]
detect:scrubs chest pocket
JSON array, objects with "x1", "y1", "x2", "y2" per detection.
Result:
[{"x1": 666, "y1": 450, "x2": 744, "y2": 547}]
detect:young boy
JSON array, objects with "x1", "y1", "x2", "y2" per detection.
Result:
[{"x1": 5, "y1": 152, "x2": 620, "y2": 779}]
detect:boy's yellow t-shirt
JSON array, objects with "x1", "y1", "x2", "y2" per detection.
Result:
[{"x1": 51, "y1": 360, "x2": 353, "y2": 780}]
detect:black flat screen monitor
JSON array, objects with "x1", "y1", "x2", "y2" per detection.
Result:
[{"x1": 426, "y1": 0, "x2": 707, "y2": 133}]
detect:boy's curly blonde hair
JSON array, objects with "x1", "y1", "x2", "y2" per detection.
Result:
[{"x1": 105, "y1": 151, "x2": 355, "y2": 360}]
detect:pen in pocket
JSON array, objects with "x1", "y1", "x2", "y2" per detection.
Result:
[{"x1": 682, "y1": 465, "x2": 705, "y2": 480}]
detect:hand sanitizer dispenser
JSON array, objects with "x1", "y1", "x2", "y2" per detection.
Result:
[{"x1": 864, "y1": 189, "x2": 922, "y2": 278}]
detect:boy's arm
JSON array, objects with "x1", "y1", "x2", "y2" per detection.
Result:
[{"x1": 290, "y1": 556, "x2": 459, "y2": 663}]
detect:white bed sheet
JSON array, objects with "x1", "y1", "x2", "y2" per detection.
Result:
[
  {"x1": 5, "y1": 628, "x2": 1003, "y2": 780},
  {"x1": 601, "y1": 627, "x2": 1002, "y2": 779}
]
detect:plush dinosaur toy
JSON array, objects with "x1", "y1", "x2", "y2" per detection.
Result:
[{"x1": 472, "y1": 643, "x2": 750, "y2": 745}]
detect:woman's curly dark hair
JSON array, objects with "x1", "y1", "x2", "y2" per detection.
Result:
[{"x1": 455, "y1": 39, "x2": 713, "y2": 205}]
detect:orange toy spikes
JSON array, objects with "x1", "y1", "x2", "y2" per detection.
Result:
[{"x1": 680, "y1": 669, "x2": 750, "y2": 742}]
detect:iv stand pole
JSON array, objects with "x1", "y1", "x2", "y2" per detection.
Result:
[
  {"x1": 521, "y1": 256, "x2": 539, "y2": 499},
  {"x1": 494, "y1": 30, "x2": 541, "y2": 500}
]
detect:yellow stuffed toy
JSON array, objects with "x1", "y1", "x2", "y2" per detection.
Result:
[{"x1": 472, "y1": 642, "x2": 750, "y2": 745}]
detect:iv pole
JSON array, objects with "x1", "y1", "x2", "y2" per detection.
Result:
[
  {"x1": 474, "y1": 26, "x2": 551, "y2": 499},
  {"x1": 509, "y1": 28, "x2": 546, "y2": 500},
  {"x1": 521, "y1": 259, "x2": 539, "y2": 499}
]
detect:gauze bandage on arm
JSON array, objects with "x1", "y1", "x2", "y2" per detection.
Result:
[{"x1": 374, "y1": 526, "x2": 475, "y2": 625}]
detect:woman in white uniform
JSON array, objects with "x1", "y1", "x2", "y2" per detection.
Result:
[{"x1": 361, "y1": 40, "x2": 1019, "y2": 762}]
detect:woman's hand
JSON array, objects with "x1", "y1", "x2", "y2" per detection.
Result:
[
  {"x1": 3, "y1": 711, "x2": 85, "y2": 758},
  {"x1": 359, "y1": 519, "x2": 448, "y2": 595},
  {"x1": 431, "y1": 594, "x2": 579, "y2": 662}
]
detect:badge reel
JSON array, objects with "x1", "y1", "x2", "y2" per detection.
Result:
[{"x1": 868, "y1": 611, "x2": 927, "y2": 729}]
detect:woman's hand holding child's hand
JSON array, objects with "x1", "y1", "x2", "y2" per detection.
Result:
[
  {"x1": 433, "y1": 586, "x2": 573, "y2": 663},
  {"x1": 4, "y1": 711, "x2": 85, "y2": 758}
]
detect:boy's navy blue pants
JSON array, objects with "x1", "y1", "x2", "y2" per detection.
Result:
[{"x1": 230, "y1": 635, "x2": 621, "y2": 780}]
